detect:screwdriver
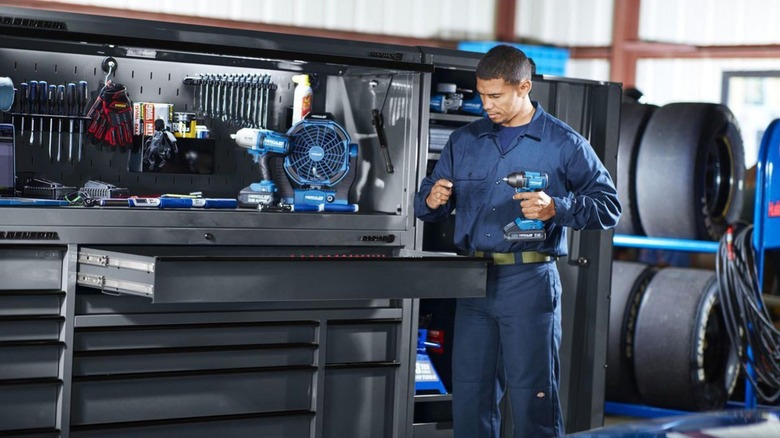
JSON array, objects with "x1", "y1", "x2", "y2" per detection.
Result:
[
  {"x1": 56, "y1": 85, "x2": 65, "y2": 162},
  {"x1": 37, "y1": 81, "x2": 47, "y2": 146},
  {"x1": 66, "y1": 83, "x2": 76, "y2": 163},
  {"x1": 47, "y1": 85, "x2": 55, "y2": 158},
  {"x1": 28, "y1": 80, "x2": 37, "y2": 144},
  {"x1": 77, "y1": 81, "x2": 88, "y2": 162},
  {"x1": 19, "y1": 82, "x2": 28, "y2": 137}
]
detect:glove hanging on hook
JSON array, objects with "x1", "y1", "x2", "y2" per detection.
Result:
[
  {"x1": 85, "y1": 57, "x2": 133, "y2": 150},
  {"x1": 86, "y1": 81, "x2": 133, "y2": 151}
]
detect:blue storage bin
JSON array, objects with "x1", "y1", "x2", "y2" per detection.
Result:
[{"x1": 458, "y1": 41, "x2": 569, "y2": 76}]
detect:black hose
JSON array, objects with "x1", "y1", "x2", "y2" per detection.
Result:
[{"x1": 716, "y1": 224, "x2": 780, "y2": 402}]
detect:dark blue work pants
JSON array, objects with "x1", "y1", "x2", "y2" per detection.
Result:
[{"x1": 452, "y1": 261, "x2": 564, "y2": 438}]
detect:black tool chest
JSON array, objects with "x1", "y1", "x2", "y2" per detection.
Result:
[
  {"x1": 0, "y1": 6, "x2": 621, "y2": 438},
  {"x1": 0, "y1": 7, "x2": 489, "y2": 438}
]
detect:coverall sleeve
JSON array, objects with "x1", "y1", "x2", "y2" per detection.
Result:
[
  {"x1": 414, "y1": 138, "x2": 456, "y2": 222},
  {"x1": 551, "y1": 139, "x2": 622, "y2": 230}
]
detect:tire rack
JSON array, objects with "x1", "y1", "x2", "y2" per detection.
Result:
[
  {"x1": 609, "y1": 235, "x2": 730, "y2": 418},
  {"x1": 610, "y1": 117, "x2": 780, "y2": 417}
]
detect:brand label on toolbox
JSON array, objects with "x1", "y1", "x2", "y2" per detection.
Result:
[
  {"x1": 369, "y1": 51, "x2": 404, "y2": 61},
  {"x1": 769, "y1": 201, "x2": 780, "y2": 218}
]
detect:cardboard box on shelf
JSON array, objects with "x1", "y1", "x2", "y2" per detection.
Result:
[{"x1": 133, "y1": 102, "x2": 173, "y2": 136}]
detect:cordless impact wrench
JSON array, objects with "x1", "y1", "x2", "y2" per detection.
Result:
[
  {"x1": 502, "y1": 171, "x2": 549, "y2": 241},
  {"x1": 231, "y1": 127, "x2": 290, "y2": 208}
]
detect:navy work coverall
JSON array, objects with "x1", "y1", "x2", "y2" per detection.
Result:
[{"x1": 414, "y1": 102, "x2": 620, "y2": 437}]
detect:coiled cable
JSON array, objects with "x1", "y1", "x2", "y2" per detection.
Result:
[{"x1": 716, "y1": 224, "x2": 780, "y2": 402}]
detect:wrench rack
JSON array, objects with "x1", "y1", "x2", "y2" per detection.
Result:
[{"x1": 184, "y1": 73, "x2": 276, "y2": 129}]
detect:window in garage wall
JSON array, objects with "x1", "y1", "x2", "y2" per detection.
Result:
[{"x1": 722, "y1": 71, "x2": 780, "y2": 169}]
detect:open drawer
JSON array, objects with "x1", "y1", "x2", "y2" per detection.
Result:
[{"x1": 76, "y1": 246, "x2": 487, "y2": 303}]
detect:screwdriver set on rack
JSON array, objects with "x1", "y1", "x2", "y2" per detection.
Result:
[{"x1": 12, "y1": 79, "x2": 91, "y2": 163}]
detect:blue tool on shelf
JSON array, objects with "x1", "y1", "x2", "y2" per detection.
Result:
[
  {"x1": 415, "y1": 329, "x2": 447, "y2": 394},
  {"x1": 429, "y1": 82, "x2": 485, "y2": 116},
  {"x1": 118, "y1": 198, "x2": 238, "y2": 208}
]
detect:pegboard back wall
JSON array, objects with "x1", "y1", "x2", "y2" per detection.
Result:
[{"x1": 1, "y1": 47, "x2": 303, "y2": 198}]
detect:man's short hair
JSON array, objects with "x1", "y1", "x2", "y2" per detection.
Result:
[{"x1": 475, "y1": 45, "x2": 533, "y2": 85}]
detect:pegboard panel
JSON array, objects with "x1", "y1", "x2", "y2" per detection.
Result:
[{"x1": 0, "y1": 47, "x2": 304, "y2": 198}]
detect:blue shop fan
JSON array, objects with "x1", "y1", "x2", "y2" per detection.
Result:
[{"x1": 283, "y1": 117, "x2": 358, "y2": 212}]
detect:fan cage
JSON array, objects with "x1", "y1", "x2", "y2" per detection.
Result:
[{"x1": 284, "y1": 120, "x2": 352, "y2": 187}]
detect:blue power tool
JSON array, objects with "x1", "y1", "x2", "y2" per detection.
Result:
[
  {"x1": 429, "y1": 83, "x2": 485, "y2": 116},
  {"x1": 502, "y1": 171, "x2": 549, "y2": 241},
  {"x1": 232, "y1": 127, "x2": 290, "y2": 207}
]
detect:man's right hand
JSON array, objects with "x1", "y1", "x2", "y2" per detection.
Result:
[{"x1": 426, "y1": 179, "x2": 453, "y2": 209}]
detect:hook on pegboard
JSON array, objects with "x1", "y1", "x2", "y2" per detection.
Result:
[{"x1": 101, "y1": 57, "x2": 117, "y2": 84}]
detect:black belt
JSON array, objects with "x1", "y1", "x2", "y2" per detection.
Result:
[{"x1": 473, "y1": 250, "x2": 556, "y2": 265}]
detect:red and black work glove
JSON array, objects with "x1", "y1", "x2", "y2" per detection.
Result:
[
  {"x1": 86, "y1": 82, "x2": 134, "y2": 150},
  {"x1": 85, "y1": 94, "x2": 108, "y2": 145}
]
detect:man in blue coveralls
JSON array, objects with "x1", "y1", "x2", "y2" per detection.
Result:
[{"x1": 414, "y1": 45, "x2": 621, "y2": 437}]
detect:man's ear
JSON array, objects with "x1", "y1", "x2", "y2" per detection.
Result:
[{"x1": 519, "y1": 79, "x2": 532, "y2": 95}]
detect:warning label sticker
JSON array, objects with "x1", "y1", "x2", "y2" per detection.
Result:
[{"x1": 770, "y1": 201, "x2": 780, "y2": 218}]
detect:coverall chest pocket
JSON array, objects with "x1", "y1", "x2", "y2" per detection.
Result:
[{"x1": 453, "y1": 166, "x2": 488, "y2": 211}]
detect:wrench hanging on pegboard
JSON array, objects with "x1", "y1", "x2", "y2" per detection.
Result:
[{"x1": 184, "y1": 73, "x2": 275, "y2": 129}]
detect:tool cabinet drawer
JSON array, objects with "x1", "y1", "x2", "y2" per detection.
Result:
[
  {"x1": 326, "y1": 321, "x2": 399, "y2": 364},
  {"x1": 0, "y1": 292, "x2": 63, "y2": 317},
  {"x1": 70, "y1": 414, "x2": 312, "y2": 438},
  {"x1": 0, "y1": 342, "x2": 63, "y2": 380},
  {"x1": 71, "y1": 368, "x2": 315, "y2": 425},
  {"x1": 74, "y1": 322, "x2": 316, "y2": 351},
  {"x1": 0, "y1": 381, "x2": 60, "y2": 432},
  {"x1": 76, "y1": 246, "x2": 488, "y2": 303},
  {"x1": 74, "y1": 346, "x2": 316, "y2": 376},
  {"x1": 323, "y1": 366, "x2": 396, "y2": 438},
  {"x1": 0, "y1": 316, "x2": 63, "y2": 342},
  {"x1": 0, "y1": 248, "x2": 64, "y2": 291}
]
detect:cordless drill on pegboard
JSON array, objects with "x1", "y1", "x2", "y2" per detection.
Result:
[{"x1": 503, "y1": 171, "x2": 548, "y2": 242}]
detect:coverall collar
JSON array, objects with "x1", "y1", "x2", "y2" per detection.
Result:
[{"x1": 477, "y1": 101, "x2": 546, "y2": 142}]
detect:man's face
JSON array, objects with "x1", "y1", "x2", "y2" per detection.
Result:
[{"x1": 476, "y1": 77, "x2": 530, "y2": 126}]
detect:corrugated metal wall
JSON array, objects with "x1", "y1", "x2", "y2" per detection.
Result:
[
  {"x1": 567, "y1": 59, "x2": 610, "y2": 82},
  {"x1": 48, "y1": 0, "x2": 496, "y2": 40},
  {"x1": 636, "y1": 58, "x2": 780, "y2": 106},
  {"x1": 640, "y1": 0, "x2": 780, "y2": 45},
  {"x1": 515, "y1": 0, "x2": 614, "y2": 47}
]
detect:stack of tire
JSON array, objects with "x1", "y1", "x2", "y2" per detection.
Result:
[
  {"x1": 616, "y1": 101, "x2": 745, "y2": 240},
  {"x1": 607, "y1": 100, "x2": 745, "y2": 410}
]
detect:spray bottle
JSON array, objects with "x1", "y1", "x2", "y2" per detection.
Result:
[{"x1": 291, "y1": 74, "x2": 312, "y2": 125}]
